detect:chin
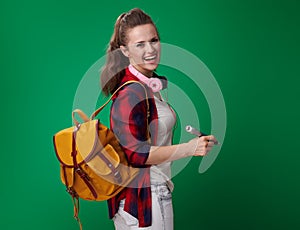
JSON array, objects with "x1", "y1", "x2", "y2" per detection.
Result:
[{"x1": 143, "y1": 62, "x2": 159, "y2": 71}]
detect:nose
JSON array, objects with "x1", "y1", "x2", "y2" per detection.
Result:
[{"x1": 145, "y1": 42, "x2": 155, "y2": 53}]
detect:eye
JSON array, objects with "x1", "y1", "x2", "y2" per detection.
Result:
[
  {"x1": 150, "y1": 38, "x2": 159, "y2": 44},
  {"x1": 136, "y1": 43, "x2": 145, "y2": 48}
]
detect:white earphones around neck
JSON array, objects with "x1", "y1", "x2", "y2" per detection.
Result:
[{"x1": 128, "y1": 64, "x2": 163, "y2": 93}]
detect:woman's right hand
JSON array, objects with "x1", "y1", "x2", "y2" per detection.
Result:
[{"x1": 187, "y1": 135, "x2": 217, "y2": 156}]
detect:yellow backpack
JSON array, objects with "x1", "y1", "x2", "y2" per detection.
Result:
[{"x1": 53, "y1": 81, "x2": 148, "y2": 229}]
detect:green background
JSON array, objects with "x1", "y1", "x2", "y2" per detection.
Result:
[{"x1": 1, "y1": 0, "x2": 299, "y2": 229}]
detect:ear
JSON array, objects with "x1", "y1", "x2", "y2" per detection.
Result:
[{"x1": 120, "y1": 45, "x2": 130, "y2": 57}]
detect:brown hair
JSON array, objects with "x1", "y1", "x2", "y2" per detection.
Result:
[{"x1": 100, "y1": 8, "x2": 159, "y2": 96}]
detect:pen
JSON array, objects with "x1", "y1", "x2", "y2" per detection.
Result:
[{"x1": 185, "y1": 125, "x2": 220, "y2": 145}]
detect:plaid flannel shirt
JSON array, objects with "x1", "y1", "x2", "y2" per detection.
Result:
[{"x1": 107, "y1": 67, "x2": 158, "y2": 227}]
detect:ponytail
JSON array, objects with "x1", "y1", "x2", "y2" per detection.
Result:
[{"x1": 100, "y1": 13, "x2": 129, "y2": 96}]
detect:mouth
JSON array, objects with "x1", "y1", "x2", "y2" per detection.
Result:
[{"x1": 143, "y1": 55, "x2": 157, "y2": 62}]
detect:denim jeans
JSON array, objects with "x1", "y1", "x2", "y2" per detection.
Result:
[{"x1": 113, "y1": 183, "x2": 173, "y2": 230}]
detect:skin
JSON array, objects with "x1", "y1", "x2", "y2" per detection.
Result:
[
  {"x1": 120, "y1": 23, "x2": 217, "y2": 164},
  {"x1": 120, "y1": 24, "x2": 160, "y2": 77}
]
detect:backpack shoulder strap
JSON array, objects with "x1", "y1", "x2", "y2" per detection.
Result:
[
  {"x1": 72, "y1": 80, "x2": 149, "y2": 126},
  {"x1": 90, "y1": 80, "x2": 149, "y2": 120}
]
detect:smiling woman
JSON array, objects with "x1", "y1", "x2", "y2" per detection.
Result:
[
  {"x1": 119, "y1": 24, "x2": 161, "y2": 77},
  {"x1": 101, "y1": 8, "x2": 162, "y2": 96},
  {"x1": 99, "y1": 8, "x2": 217, "y2": 230}
]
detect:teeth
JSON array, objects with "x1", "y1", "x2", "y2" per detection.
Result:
[{"x1": 144, "y1": 55, "x2": 156, "y2": 61}]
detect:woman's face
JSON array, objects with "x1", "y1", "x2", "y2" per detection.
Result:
[{"x1": 121, "y1": 23, "x2": 161, "y2": 77}]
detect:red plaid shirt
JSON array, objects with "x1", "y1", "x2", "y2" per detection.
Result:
[{"x1": 107, "y1": 67, "x2": 158, "y2": 227}]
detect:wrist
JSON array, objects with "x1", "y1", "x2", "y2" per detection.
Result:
[{"x1": 177, "y1": 142, "x2": 194, "y2": 158}]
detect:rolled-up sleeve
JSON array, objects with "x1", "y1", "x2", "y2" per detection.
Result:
[{"x1": 110, "y1": 83, "x2": 151, "y2": 168}]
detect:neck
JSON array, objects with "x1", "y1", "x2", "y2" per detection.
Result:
[{"x1": 132, "y1": 64, "x2": 153, "y2": 77}]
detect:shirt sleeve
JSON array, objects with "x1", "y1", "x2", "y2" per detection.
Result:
[{"x1": 110, "y1": 83, "x2": 151, "y2": 168}]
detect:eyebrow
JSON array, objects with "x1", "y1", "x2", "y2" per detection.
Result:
[{"x1": 135, "y1": 37, "x2": 159, "y2": 44}]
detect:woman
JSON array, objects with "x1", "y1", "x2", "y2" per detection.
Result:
[{"x1": 100, "y1": 8, "x2": 217, "y2": 230}]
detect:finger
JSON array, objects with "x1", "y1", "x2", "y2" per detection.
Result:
[
  {"x1": 194, "y1": 147, "x2": 206, "y2": 156},
  {"x1": 199, "y1": 136, "x2": 210, "y2": 145},
  {"x1": 207, "y1": 141, "x2": 215, "y2": 148},
  {"x1": 199, "y1": 136, "x2": 208, "y2": 142},
  {"x1": 196, "y1": 146, "x2": 209, "y2": 156},
  {"x1": 205, "y1": 135, "x2": 219, "y2": 145},
  {"x1": 195, "y1": 151, "x2": 207, "y2": 157},
  {"x1": 201, "y1": 139, "x2": 213, "y2": 149},
  {"x1": 206, "y1": 146, "x2": 213, "y2": 152}
]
